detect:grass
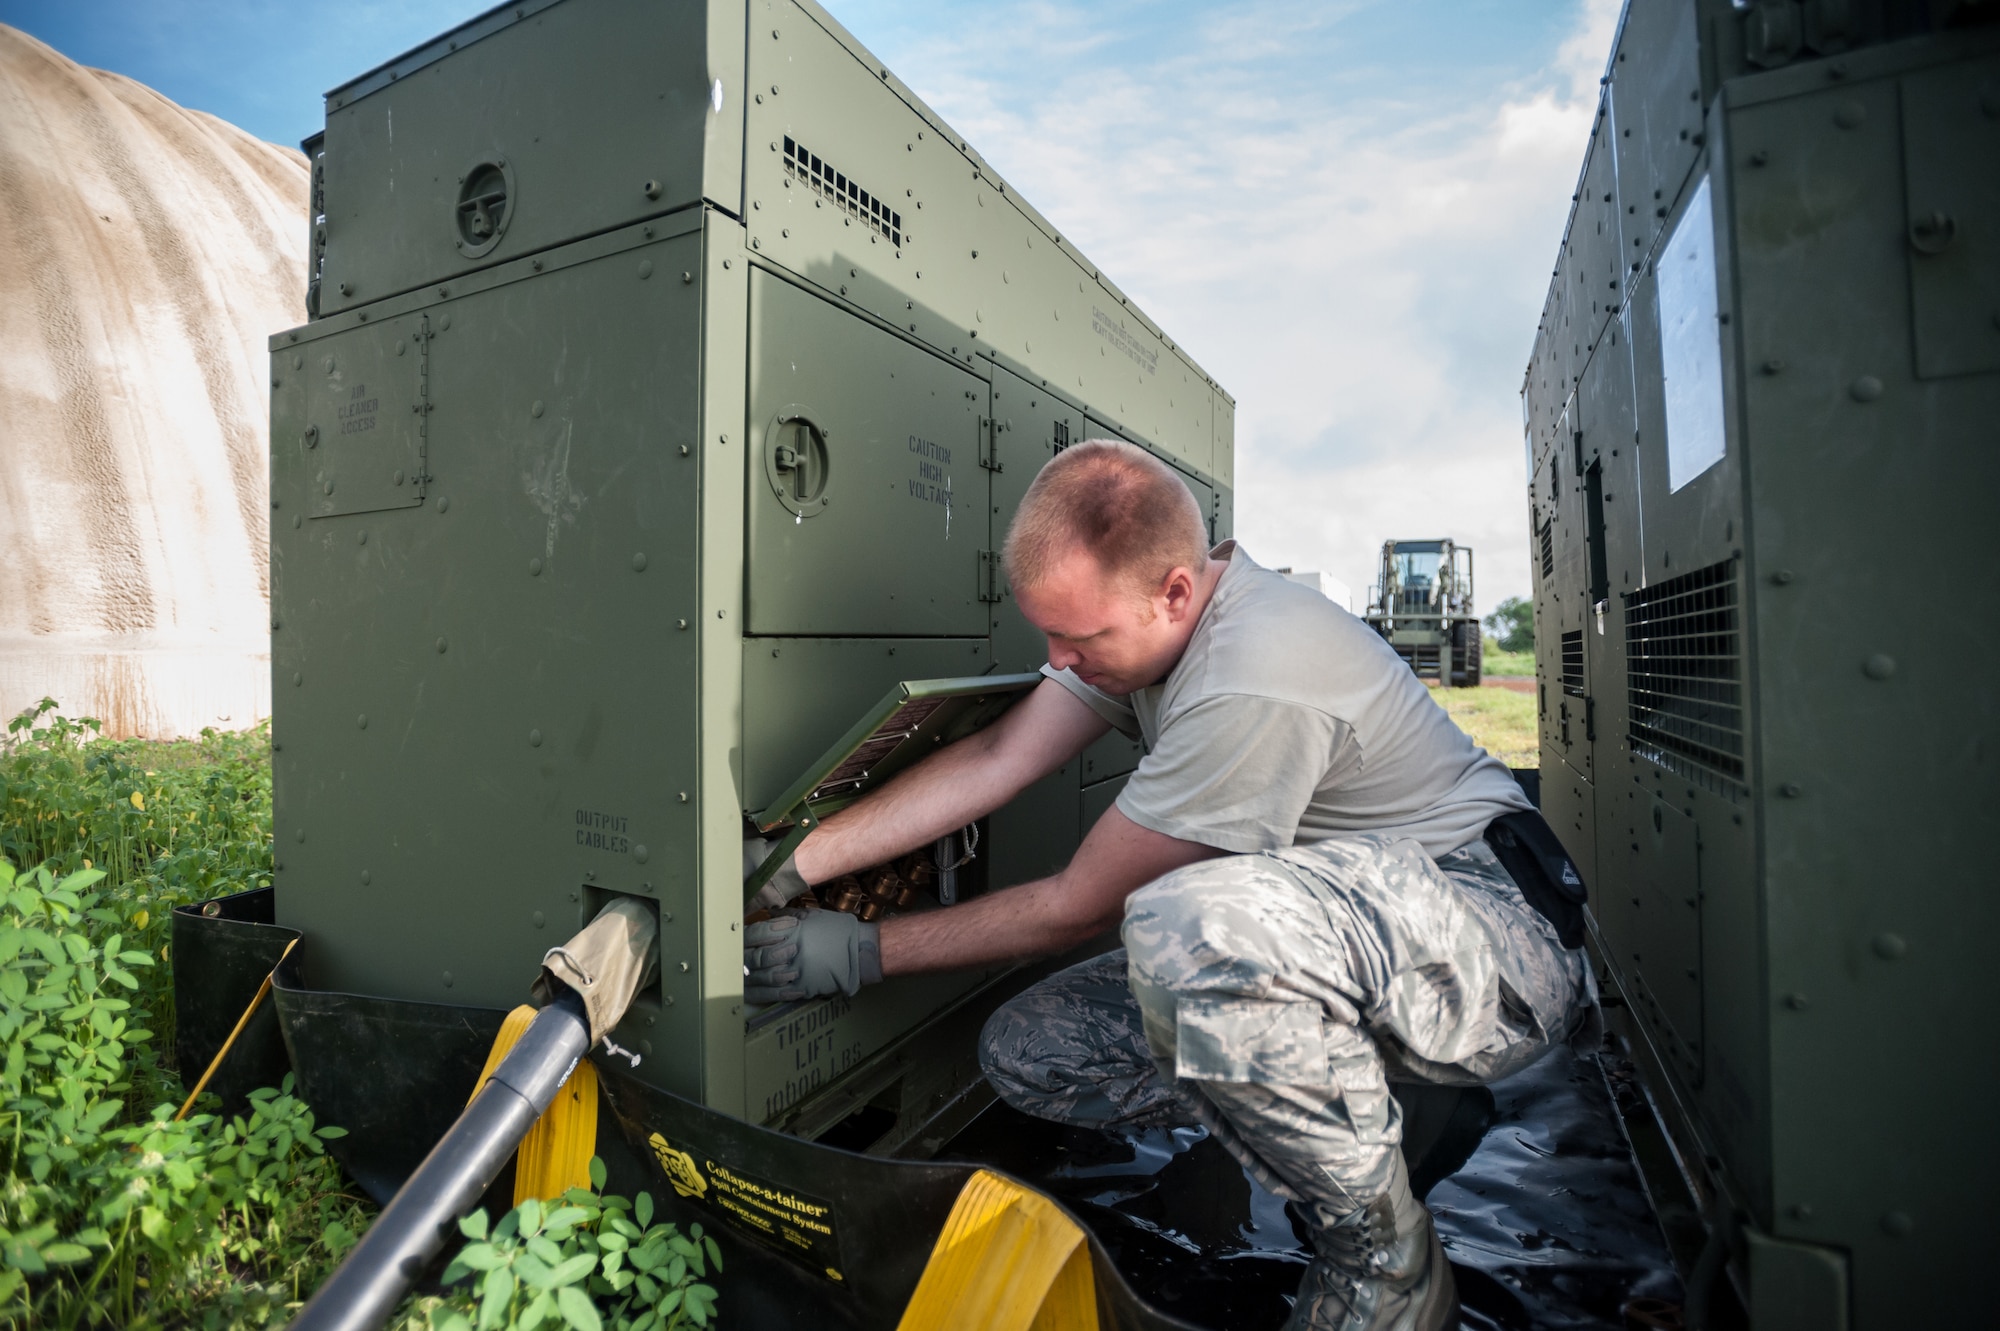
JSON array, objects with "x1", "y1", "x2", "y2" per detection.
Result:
[
  {"x1": 1481, "y1": 644, "x2": 1536, "y2": 677},
  {"x1": 0, "y1": 699, "x2": 720, "y2": 1330},
  {"x1": 1432, "y1": 684, "x2": 1539, "y2": 768}
]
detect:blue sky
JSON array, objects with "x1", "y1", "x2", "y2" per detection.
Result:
[{"x1": 1, "y1": 0, "x2": 1616, "y2": 609}]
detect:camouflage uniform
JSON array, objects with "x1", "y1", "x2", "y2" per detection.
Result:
[{"x1": 980, "y1": 834, "x2": 1595, "y2": 1216}]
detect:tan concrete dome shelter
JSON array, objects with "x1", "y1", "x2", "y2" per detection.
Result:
[{"x1": 0, "y1": 25, "x2": 305, "y2": 737}]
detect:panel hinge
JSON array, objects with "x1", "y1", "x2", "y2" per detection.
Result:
[
  {"x1": 415, "y1": 314, "x2": 431, "y2": 495},
  {"x1": 978, "y1": 549, "x2": 1004, "y2": 602},
  {"x1": 979, "y1": 416, "x2": 1004, "y2": 471}
]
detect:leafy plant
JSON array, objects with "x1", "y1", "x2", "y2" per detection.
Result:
[
  {"x1": 415, "y1": 1159, "x2": 721, "y2": 1331},
  {"x1": 0, "y1": 856, "x2": 368, "y2": 1327}
]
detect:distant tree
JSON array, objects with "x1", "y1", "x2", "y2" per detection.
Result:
[{"x1": 1484, "y1": 596, "x2": 1533, "y2": 653}]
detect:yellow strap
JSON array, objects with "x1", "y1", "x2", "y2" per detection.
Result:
[
  {"x1": 896, "y1": 1169, "x2": 1100, "y2": 1331},
  {"x1": 470, "y1": 1004, "x2": 599, "y2": 1204}
]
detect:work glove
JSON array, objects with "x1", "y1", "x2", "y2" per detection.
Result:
[
  {"x1": 744, "y1": 835, "x2": 812, "y2": 913},
  {"x1": 743, "y1": 908, "x2": 882, "y2": 1005}
]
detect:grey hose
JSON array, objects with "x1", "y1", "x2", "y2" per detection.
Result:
[
  {"x1": 290, "y1": 897, "x2": 658, "y2": 1330},
  {"x1": 287, "y1": 987, "x2": 590, "y2": 1331}
]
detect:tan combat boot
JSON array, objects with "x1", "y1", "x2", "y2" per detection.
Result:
[{"x1": 1284, "y1": 1153, "x2": 1458, "y2": 1331}]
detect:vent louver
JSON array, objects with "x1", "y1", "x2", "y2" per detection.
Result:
[
  {"x1": 1560, "y1": 630, "x2": 1585, "y2": 695},
  {"x1": 1624, "y1": 558, "x2": 1745, "y2": 794},
  {"x1": 784, "y1": 137, "x2": 901, "y2": 248}
]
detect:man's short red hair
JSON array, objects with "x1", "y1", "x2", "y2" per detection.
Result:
[{"x1": 1002, "y1": 439, "x2": 1208, "y2": 595}]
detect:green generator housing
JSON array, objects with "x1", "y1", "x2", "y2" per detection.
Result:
[
  {"x1": 267, "y1": 0, "x2": 1232, "y2": 1148},
  {"x1": 1522, "y1": 2, "x2": 1998, "y2": 1325}
]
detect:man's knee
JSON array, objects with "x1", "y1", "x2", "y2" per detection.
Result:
[{"x1": 976, "y1": 990, "x2": 1043, "y2": 1085}]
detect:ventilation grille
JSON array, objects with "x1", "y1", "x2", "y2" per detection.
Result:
[
  {"x1": 1560, "y1": 630, "x2": 1585, "y2": 695},
  {"x1": 1052, "y1": 420, "x2": 1071, "y2": 455},
  {"x1": 1625, "y1": 558, "x2": 1744, "y2": 793},
  {"x1": 1539, "y1": 519, "x2": 1555, "y2": 580},
  {"x1": 784, "y1": 137, "x2": 901, "y2": 247}
]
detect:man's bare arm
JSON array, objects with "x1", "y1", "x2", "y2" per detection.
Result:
[
  {"x1": 791, "y1": 678, "x2": 1109, "y2": 885},
  {"x1": 877, "y1": 805, "x2": 1223, "y2": 975}
]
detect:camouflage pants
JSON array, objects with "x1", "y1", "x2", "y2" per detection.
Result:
[{"x1": 979, "y1": 835, "x2": 1594, "y2": 1215}]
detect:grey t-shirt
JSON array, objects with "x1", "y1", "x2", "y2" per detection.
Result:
[{"x1": 1044, "y1": 543, "x2": 1533, "y2": 858}]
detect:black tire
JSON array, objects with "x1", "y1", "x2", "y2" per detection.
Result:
[{"x1": 1449, "y1": 621, "x2": 1482, "y2": 687}]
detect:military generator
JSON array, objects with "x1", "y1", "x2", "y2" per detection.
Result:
[
  {"x1": 261, "y1": 0, "x2": 1232, "y2": 1158},
  {"x1": 1363, "y1": 538, "x2": 1482, "y2": 686},
  {"x1": 1522, "y1": 1, "x2": 1998, "y2": 1326}
]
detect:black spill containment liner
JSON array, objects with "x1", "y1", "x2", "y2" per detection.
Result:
[
  {"x1": 170, "y1": 895, "x2": 1200, "y2": 1328},
  {"x1": 169, "y1": 887, "x2": 297, "y2": 1116},
  {"x1": 173, "y1": 888, "x2": 1679, "y2": 1329}
]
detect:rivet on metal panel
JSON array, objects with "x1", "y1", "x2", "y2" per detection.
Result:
[
  {"x1": 639, "y1": 259, "x2": 654, "y2": 277},
  {"x1": 323, "y1": 357, "x2": 335, "y2": 373},
  {"x1": 1882, "y1": 1212, "x2": 1914, "y2": 1238},
  {"x1": 357, "y1": 714, "x2": 368, "y2": 729},
  {"x1": 529, "y1": 557, "x2": 543, "y2": 576},
  {"x1": 1908, "y1": 211, "x2": 1957, "y2": 255},
  {"x1": 533, "y1": 911, "x2": 545, "y2": 928},
  {"x1": 339, "y1": 282, "x2": 353, "y2": 296},
  {"x1": 529, "y1": 729, "x2": 543, "y2": 747},
  {"x1": 295, "y1": 828, "x2": 305, "y2": 843},
  {"x1": 531, "y1": 259, "x2": 543, "y2": 272},
  {"x1": 531, "y1": 400, "x2": 544, "y2": 418},
  {"x1": 293, "y1": 672, "x2": 302, "y2": 687},
  {"x1": 678, "y1": 962, "x2": 689, "y2": 973},
  {"x1": 1779, "y1": 782, "x2": 1802, "y2": 798},
  {"x1": 676, "y1": 619, "x2": 687, "y2": 629},
  {"x1": 677, "y1": 792, "x2": 689, "y2": 803},
  {"x1": 716, "y1": 610, "x2": 725, "y2": 618},
  {"x1": 356, "y1": 530, "x2": 367, "y2": 546},
  {"x1": 435, "y1": 637, "x2": 448, "y2": 654},
  {"x1": 1834, "y1": 100, "x2": 1865, "y2": 129},
  {"x1": 1771, "y1": 569, "x2": 1795, "y2": 584},
  {"x1": 323, "y1": 481, "x2": 334, "y2": 495},
  {"x1": 1873, "y1": 933, "x2": 1909, "y2": 960},
  {"x1": 679, "y1": 444, "x2": 689, "y2": 456},
  {"x1": 632, "y1": 553, "x2": 648, "y2": 572},
  {"x1": 1863, "y1": 653, "x2": 1897, "y2": 680},
  {"x1": 634, "y1": 845, "x2": 649, "y2": 864},
  {"x1": 302, "y1": 425, "x2": 319, "y2": 448},
  {"x1": 437, "y1": 497, "x2": 449, "y2": 513},
  {"x1": 1849, "y1": 375, "x2": 1883, "y2": 402},
  {"x1": 1760, "y1": 358, "x2": 1784, "y2": 375},
  {"x1": 1783, "y1": 991, "x2": 1807, "y2": 1010},
  {"x1": 442, "y1": 972, "x2": 453, "y2": 988},
  {"x1": 440, "y1": 314, "x2": 451, "y2": 330},
  {"x1": 360, "y1": 869, "x2": 371, "y2": 885}
]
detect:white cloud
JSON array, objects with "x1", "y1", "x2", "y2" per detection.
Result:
[{"x1": 846, "y1": 0, "x2": 1620, "y2": 613}]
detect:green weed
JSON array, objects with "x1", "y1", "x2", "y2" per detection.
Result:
[
  {"x1": 400, "y1": 1159, "x2": 720, "y2": 1331},
  {"x1": 0, "y1": 701, "x2": 725, "y2": 1328}
]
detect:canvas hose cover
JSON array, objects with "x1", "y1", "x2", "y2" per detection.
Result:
[{"x1": 532, "y1": 897, "x2": 659, "y2": 1044}]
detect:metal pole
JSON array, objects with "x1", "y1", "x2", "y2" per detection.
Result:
[{"x1": 288, "y1": 988, "x2": 591, "y2": 1331}]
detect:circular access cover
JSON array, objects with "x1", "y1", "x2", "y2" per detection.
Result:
[
  {"x1": 454, "y1": 160, "x2": 514, "y2": 257},
  {"x1": 764, "y1": 411, "x2": 831, "y2": 518}
]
